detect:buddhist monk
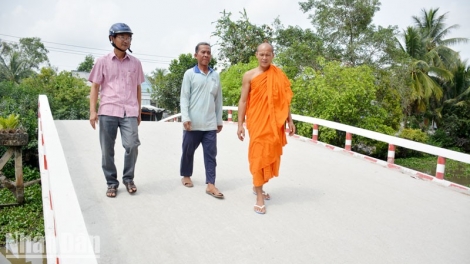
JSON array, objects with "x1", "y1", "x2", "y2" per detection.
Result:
[{"x1": 237, "y1": 42, "x2": 295, "y2": 214}]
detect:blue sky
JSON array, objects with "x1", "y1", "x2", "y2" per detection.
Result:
[{"x1": 1, "y1": 0, "x2": 469, "y2": 74}]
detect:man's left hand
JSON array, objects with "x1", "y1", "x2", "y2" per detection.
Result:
[{"x1": 287, "y1": 120, "x2": 295, "y2": 136}]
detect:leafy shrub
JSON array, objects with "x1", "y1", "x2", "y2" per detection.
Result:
[
  {"x1": 433, "y1": 103, "x2": 470, "y2": 153},
  {"x1": 0, "y1": 82, "x2": 39, "y2": 168},
  {"x1": 0, "y1": 114, "x2": 20, "y2": 131}
]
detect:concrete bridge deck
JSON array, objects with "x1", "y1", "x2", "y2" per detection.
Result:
[{"x1": 55, "y1": 120, "x2": 470, "y2": 264}]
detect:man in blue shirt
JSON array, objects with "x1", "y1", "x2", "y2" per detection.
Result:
[{"x1": 180, "y1": 42, "x2": 224, "y2": 199}]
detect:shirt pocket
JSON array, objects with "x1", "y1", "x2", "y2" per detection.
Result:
[
  {"x1": 126, "y1": 69, "x2": 137, "y2": 86},
  {"x1": 209, "y1": 77, "x2": 219, "y2": 96},
  {"x1": 104, "y1": 64, "x2": 118, "y2": 82}
]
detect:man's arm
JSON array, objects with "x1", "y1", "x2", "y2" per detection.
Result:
[
  {"x1": 215, "y1": 77, "x2": 223, "y2": 133},
  {"x1": 180, "y1": 71, "x2": 191, "y2": 130},
  {"x1": 89, "y1": 83, "x2": 100, "y2": 129},
  {"x1": 237, "y1": 71, "x2": 251, "y2": 141},
  {"x1": 137, "y1": 84, "x2": 142, "y2": 125},
  {"x1": 286, "y1": 110, "x2": 296, "y2": 136}
]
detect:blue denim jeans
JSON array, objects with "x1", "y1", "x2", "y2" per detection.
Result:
[
  {"x1": 99, "y1": 115, "x2": 140, "y2": 187},
  {"x1": 180, "y1": 130, "x2": 217, "y2": 184}
]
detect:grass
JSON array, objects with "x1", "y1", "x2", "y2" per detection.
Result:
[{"x1": 395, "y1": 155, "x2": 470, "y2": 187}]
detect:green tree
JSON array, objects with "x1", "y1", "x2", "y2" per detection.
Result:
[
  {"x1": 291, "y1": 59, "x2": 397, "y2": 152},
  {"x1": 212, "y1": 9, "x2": 274, "y2": 66},
  {"x1": 0, "y1": 81, "x2": 40, "y2": 167},
  {"x1": 434, "y1": 59, "x2": 470, "y2": 153},
  {"x1": 398, "y1": 8, "x2": 468, "y2": 127},
  {"x1": 412, "y1": 8, "x2": 468, "y2": 58},
  {"x1": 148, "y1": 68, "x2": 167, "y2": 107},
  {"x1": 274, "y1": 25, "x2": 324, "y2": 79},
  {"x1": 148, "y1": 68, "x2": 166, "y2": 85},
  {"x1": 0, "y1": 37, "x2": 49, "y2": 83},
  {"x1": 444, "y1": 60, "x2": 470, "y2": 106},
  {"x1": 22, "y1": 68, "x2": 90, "y2": 120},
  {"x1": 220, "y1": 58, "x2": 258, "y2": 108},
  {"x1": 1, "y1": 66, "x2": 91, "y2": 177},
  {"x1": 77, "y1": 54, "x2": 94, "y2": 72},
  {"x1": 299, "y1": 0, "x2": 398, "y2": 66},
  {"x1": 434, "y1": 102, "x2": 470, "y2": 153},
  {"x1": 399, "y1": 26, "x2": 447, "y2": 112}
]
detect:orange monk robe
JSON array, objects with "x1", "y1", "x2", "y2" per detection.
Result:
[{"x1": 246, "y1": 65, "x2": 293, "y2": 186}]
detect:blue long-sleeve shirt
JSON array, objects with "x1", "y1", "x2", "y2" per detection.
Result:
[{"x1": 180, "y1": 65, "x2": 223, "y2": 131}]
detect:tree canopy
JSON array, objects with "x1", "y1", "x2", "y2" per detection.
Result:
[
  {"x1": 77, "y1": 54, "x2": 94, "y2": 72},
  {"x1": 212, "y1": 9, "x2": 274, "y2": 66},
  {"x1": 299, "y1": 0, "x2": 400, "y2": 67},
  {"x1": 0, "y1": 37, "x2": 49, "y2": 83}
]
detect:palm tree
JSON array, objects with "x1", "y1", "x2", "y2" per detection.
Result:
[
  {"x1": 149, "y1": 68, "x2": 167, "y2": 107},
  {"x1": 443, "y1": 59, "x2": 470, "y2": 107},
  {"x1": 399, "y1": 26, "x2": 448, "y2": 112},
  {"x1": 398, "y1": 8, "x2": 468, "y2": 127},
  {"x1": 0, "y1": 48, "x2": 32, "y2": 83},
  {"x1": 0, "y1": 38, "x2": 49, "y2": 84},
  {"x1": 412, "y1": 8, "x2": 468, "y2": 54}
]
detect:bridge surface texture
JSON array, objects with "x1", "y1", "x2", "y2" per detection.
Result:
[{"x1": 55, "y1": 120, "x2": 470, "y2": 264}]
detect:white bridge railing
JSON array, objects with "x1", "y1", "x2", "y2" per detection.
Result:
[
  {"x1": 162, "y1": 106, "x2": 470, "y2": 191},
  {"x1": 38, "y1": 95, "x2": 98, "y2": 263}
]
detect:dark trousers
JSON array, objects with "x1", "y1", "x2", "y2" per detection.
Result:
[{"x1": 180, "y1": 130, "x2": 217, "y2": 184}]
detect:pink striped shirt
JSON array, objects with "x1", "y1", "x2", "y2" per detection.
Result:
[{"x1": 88, "y1": 52, "x2": 144, "y2": 118}]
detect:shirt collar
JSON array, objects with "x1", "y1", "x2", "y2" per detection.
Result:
[
  {"x1": 193, "y1": 65, "x2": 213, "y2": 74},
  {"x1": 110, "y1": 52, "x2": 129, "y2": 61}
]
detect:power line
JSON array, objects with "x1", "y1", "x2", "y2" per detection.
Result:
[
  {"x1": 0, "y1": 35, "x2": 172, "y2": 65},
  {"x1": 46, "y1": 47, "x2": 171, "y2": 64},
  {"x1": 0, "y1": 33, "x2": 176, "y2": 59}
]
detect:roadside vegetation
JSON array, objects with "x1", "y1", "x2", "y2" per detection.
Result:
[{"x1": 396, "y1": 156, "x2": 470, "y2": 187}]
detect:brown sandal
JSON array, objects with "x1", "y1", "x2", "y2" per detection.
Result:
[
  {"x1": 181, "y1": 177, "x2": 194, "y2": 188},
  {"x1": 124, "y1": 181, "x2": 137, "y2": 194},
  {"x1": 206, "y1": 189, "x2": 224, "y2": 199},
  {"x1": 106, "y1": 185, "x2": 117, "y2": 198}
]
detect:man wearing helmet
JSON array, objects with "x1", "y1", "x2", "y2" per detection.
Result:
[{"x1": 88, "y1": 23, "x2": 145, "y2": 198}]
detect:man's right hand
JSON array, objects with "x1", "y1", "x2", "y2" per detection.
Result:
[
  {"x1": 90, "y1": 112, "x2": 98, "y2": 129},
  {"x1": 237, "y1": 126, "x2": 245, "y2": 141},
  {"x1": 183, "y1": 121, "x2": 192, "y2": 131}
]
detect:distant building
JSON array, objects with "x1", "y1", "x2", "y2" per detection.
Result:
[{"x1": 140, "y1": 76, "x2": 152, "y2": 106}]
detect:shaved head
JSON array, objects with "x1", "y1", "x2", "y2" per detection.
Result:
[
  {"x1": 256, "y1": 42, "x2": 274, "y2": 53},
  {"x1": 255, "y1": 42, "x2": 275, "y2": 69}
]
